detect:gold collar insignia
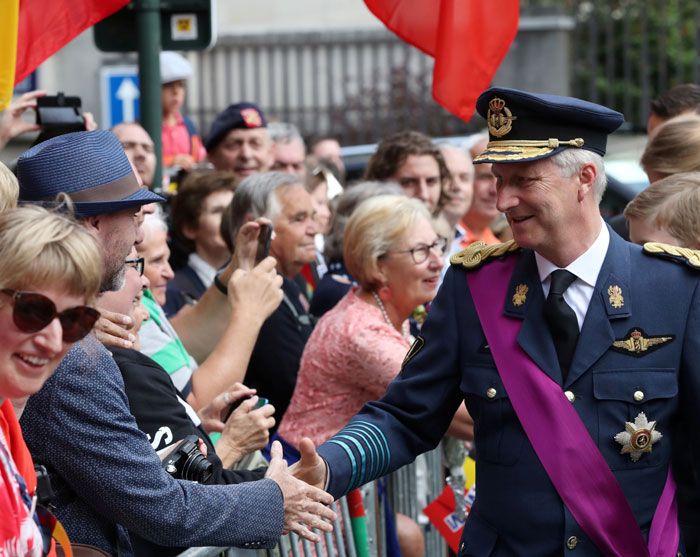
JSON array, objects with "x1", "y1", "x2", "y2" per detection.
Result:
[
  {"x1": 512, "y1": 284, "x2": 528, "y2": 306},
  {"x1": 611, "y1": 328, "x2": 674, "y2": 357},
  {"x1": 607, "y1": 285, "x2": 624, "y2": 309}
]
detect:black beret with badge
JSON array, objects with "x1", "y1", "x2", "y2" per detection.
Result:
[
  {"x1": 205, "y1": 101, "x2": 268, "y2": 152},
  {"x1": 473, "y1": 87, "x2": 625, "y2": 164}
]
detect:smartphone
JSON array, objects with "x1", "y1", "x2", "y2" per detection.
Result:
[
  {"x1": 221, "y1": 396, "x2": 269, "y2": 422},
  {"x1": 34, "y1": 93, "x2": 84, "y2": 145},
  {"x1": 255, "y1": 224, "x2": 273, "y2": 264}
]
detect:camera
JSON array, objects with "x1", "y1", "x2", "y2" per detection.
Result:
[
  {"x1": 160, "y1": 435, "x2": 213, "y2": 483},
  {"x1": 34, "y1": 92, "x2": 84, "y2": 146}
]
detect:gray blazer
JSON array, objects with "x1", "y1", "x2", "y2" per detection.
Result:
[{"x1": 21, "y1": 335, "x2": 284, "y2": 556}]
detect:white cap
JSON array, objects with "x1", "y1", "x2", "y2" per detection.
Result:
[{"x1": 160, "y1": 51, "x2": 192, "y2": 84}]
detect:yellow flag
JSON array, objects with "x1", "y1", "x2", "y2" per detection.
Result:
[{"x1": 0, "y1": 0, "x2": 20, "y2": 110}]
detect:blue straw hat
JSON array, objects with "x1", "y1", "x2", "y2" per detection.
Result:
[{"x1": 17, "y1": 130, "x2": 164, "y2": 217}]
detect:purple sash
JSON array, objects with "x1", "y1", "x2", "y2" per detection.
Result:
[{"x1": 466, "y1": 256, "x2": 679, "y2": 557}]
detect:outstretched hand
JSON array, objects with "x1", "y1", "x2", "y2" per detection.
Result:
[
  {"x1": 289, "y1": 437, "x2": 329, "y2": 490},
  {"x1": 266, "y1": 440, "x2": 335, "y2": 543}
]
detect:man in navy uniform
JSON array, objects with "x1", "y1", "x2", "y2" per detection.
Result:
[{"x1": 291, "y1": 87, "x2": 700, "y2": 556}]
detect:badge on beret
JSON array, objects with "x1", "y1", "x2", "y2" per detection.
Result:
[
  {"x1": 614, "y1": 412, "x2": 662, "y2": 462},
  {"x1": 241, "y1": 108, "x2": 262, "y2": 128},
  {"x1": 511, "y1": 284, "x2": 528, "y2": 306},
  {"x1": 487, "y1": 97, "x2": 516, "y2": 138},
  {"x1": 611, "y1": 328, "x2": 674, "y2": 357}
]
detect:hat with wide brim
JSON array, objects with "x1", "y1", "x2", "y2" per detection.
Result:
[
  {"x1": 17, "y1": 130, "x2": 164, "y2": 217},
  {"x1": 473, "y1": 87, "x2": 625, "y2": 164}
]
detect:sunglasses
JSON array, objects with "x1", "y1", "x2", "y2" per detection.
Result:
[
  {"x1": 1, "y1": 289, "x2": 100, "y2": 343},
  {"x1": 125, "y1": 257, "x2": 145, "y2": 276}
]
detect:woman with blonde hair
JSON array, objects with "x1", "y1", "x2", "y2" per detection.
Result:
[{"x1": 0, "y1": 205, "x2": 102, "y2": 555}]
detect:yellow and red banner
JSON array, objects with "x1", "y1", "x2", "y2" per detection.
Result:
[
  {"x1": 364, "y1": 0, "x2": 520, "y2": 122},
  {"x1": 1, "y1": 0, "x2": 129, "y2": 110}
]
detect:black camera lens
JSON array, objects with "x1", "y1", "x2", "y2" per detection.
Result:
[
  {"x1": 162, "y1": 435, "x2": 213, "y2": 484},
  {"x1": 180, "y1": 448, "x2": 213, "y2": 483}
]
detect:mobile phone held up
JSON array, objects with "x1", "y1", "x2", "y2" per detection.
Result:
[
  {"x1": 255, "y1": 223, "x2": 273, "y2": 264},
  {"x1": 221, "y1": 396, "x2": 269, "y2": 422},
  {"x1": 34, "y1": 92, "x2": 84, "y2": 146}
]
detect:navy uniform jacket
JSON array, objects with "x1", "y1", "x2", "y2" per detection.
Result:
[
  {"x1": 317, "y1": 230, "x2": 700, "y2": 556},
  {"x1": 21, "y1": 335, "x2": 284, "y2": 556}
]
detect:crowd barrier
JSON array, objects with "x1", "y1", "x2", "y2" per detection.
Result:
[{"x1": 175, "y1": 448, "x2": 449, "y2": 557}]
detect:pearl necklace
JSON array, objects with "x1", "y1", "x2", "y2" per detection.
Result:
[{"x1": 371, "y1": 291, "x2": 410, "y2": 341}]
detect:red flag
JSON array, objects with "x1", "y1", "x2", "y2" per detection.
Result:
[
  {"x1": 364, "y1": 0, "x2": 519, "y2": 121},
  {"x1": 15, "y1": 0, "x2": 129, "y2": 84}
]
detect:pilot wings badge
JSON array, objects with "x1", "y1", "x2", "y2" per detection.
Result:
[{"x1": 611, "y1": 328, "x2": 674, "y2": 357}]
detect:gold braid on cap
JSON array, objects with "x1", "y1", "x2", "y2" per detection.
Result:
[
  {"x1": 486, "y1": 138, "x2": 585, "y2": 149},
  {"x1": 450, "y1": 240, "x2": 521, "y2": 270},
  {"x1": 643, "y1": 242, "x2": 700, "y2": 269}
]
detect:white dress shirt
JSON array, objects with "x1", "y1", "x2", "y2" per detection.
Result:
[{"x1": 535, "y1": 220, "x2": 610, "y2": 330}]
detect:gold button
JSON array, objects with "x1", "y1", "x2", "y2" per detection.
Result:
[
  {"x1": 566, "y1": 535, "x2": 578, "y2": 550},
  {"x1": 633, "y1": 390, "x2": 644, "y2": 402},
  {"x1": 564, "y1": 390, "x2": 575, "y2": 403},
  {"x1": 486, "y1": 387, "x2": 497, "y2": 399}
]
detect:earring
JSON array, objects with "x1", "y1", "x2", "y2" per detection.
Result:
[{"x1": 378, "y1": 284, "x2": 392, "y2": 302}]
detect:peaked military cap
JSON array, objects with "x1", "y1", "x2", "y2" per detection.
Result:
[{"x1": 473, "y1": 87, "x2": 624, "y2": 164}]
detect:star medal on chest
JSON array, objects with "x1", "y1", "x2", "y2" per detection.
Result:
[{"x1": 614, "y1": 412, "x2": 662, "y2": 462}]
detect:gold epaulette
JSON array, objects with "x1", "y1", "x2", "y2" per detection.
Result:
[
  {"x1": 643, "y1": 242, "x2": 700, "y2": 270},
  {"x1": 450, "y1": 240, "x2": 521, "y2": 270}
]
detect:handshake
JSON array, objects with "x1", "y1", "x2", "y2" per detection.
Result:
[{"x1": 265, "y1": 438, "x2": 333, "y2": 543}]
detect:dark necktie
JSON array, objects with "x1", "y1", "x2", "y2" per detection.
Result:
[{"x1": 543, "y1": 269, "x2": 579, "y2": 379}]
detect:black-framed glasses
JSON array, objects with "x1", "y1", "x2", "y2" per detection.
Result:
[
  {"x1": 1, "y1": 289, "x2": 100, "y2": 343},
  {"x1": 388, "y1": 236, "x2": 448, "y2": 264},
  {"x1": 125, "y1": 257, "x2": 145, "y2": 276}
]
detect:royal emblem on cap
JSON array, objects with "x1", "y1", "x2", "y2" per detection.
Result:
[
  {"x1": 241, "y1": 108, "x2": 262, "y2": 128},
  {"x1": 611, "y1": 328, "x2": 674, "y2": 357},
  {"x1": 607, "y1": 285, "x2": 624, "y2": 309},
  {"x1": 512, "y1": 284, "x2": 528, "y2": 306},
  {"x1": 487, "y1": 97, "x2": 516, "y2": 138},
  {"x1": 614, "y1": 412, "x2": 662, "y2": 462}
]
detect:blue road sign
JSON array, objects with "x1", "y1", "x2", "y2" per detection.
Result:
[{"x1": 100, "y1": 65, "x2": 141, "y2": 129}]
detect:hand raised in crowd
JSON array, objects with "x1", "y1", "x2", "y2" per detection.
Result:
[
  {"x1": 0, "y1": 89, "x2": 46, "y2": 149},
  {"x1": 93, "y1": 308, "x2": 135, "y2": 349},
  {"x1": 265, "y1": 441, "x2": 336, "y2": 543},
  {"x1": 232, "y1": 217, "x2": 274, "y2": 271},
  {"x1": 218, "y1": 395, "x2": 276, "y2": 466},
  {"x1": 227, "y1": 256, "x2": 283, "y2": 322},
  {"x1": 289, "y1": 437, "x2": 329, "y2": 490},
  {"x1": 197, "y1": 383, "x2": 256, "y2": 433}
]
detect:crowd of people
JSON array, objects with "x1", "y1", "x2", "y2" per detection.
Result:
[{"x1": 1, "y1": 51, "x2": 700, "y2": 557}]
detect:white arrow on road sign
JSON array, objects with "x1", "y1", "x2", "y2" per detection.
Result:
[
  {"x1": 100, "y1": 65, "x2": 140, "y2": 129},
  {"x1": 116, "y1": 78, "x2": 140, "y2": 123}
]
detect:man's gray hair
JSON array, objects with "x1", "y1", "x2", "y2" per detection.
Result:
[
  {"x1": 550, "y1": 149, "x2": 607, "y2": 203},
  {"x1": 224, "y1": 171, "x2": 302, "y2": 247},
  {"x1": 143, "y1": 203, "x2": 168, "y2": 233},
  {"x1": 268, "y1": 122, "x2": 304, "y2": 146}
]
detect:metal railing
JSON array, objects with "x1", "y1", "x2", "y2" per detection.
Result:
[{"x1": 176, "y1": 448, "x2": 448, "y2": 557}]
